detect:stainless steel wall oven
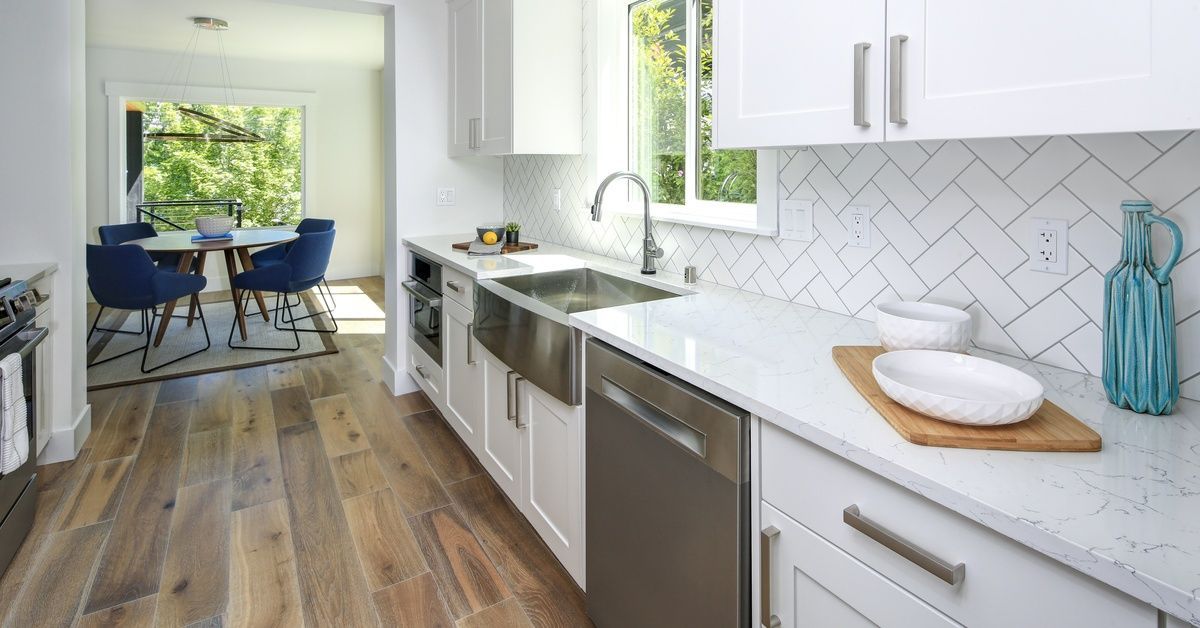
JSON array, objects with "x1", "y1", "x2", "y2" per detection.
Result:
[{"x1": 404, "y1": 251, "x2": 443, "y2": 366}]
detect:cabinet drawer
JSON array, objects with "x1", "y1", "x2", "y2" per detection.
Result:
[
  {"x1": 406, "y1": 336, "x2": 443, "y2": 403},
  {"x1": 441, "y1": 267, "x2": 473, "y2": 311},
  {"x1": 761, "y1": 422, "x2": 1156, "y2": 628}
]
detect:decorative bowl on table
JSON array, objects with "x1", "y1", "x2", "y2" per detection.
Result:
[
  {"x1": 876, "y1": 301, "x2": 971, "y2": 352},
  {"x1": 476, "y1": 225, "x2": 506, "y2": 246},
  {"x1": 872, "y1": 350, "x2": 1044, "y2": 426},
  {"x1": 195, "y1": 215, "x2": 236, "y2": 238}
]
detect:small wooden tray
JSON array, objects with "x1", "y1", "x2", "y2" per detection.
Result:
[
  {"x1": 452, "y1": 241, "x2": 539, "y2": 254},
  {"x1": 833, "y1": 346, "x2": 1101, "y2": 452}
]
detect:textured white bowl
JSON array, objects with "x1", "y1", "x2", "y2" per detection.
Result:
[
  {"x1": 195, "y1": 215, "x2": 236, "y2": 237},
  {"x1": 876, "y1": 301, "x2": 971, "y2": 352},
  {"x1": 872, "y1": 350, "x2": 1044, "y2": 426}
]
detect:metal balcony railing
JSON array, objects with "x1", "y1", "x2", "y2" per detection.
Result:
[{"x1": 136, "y1": 199, "x2": 244, "y2": 231}]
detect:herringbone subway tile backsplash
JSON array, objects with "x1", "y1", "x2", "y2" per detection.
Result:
[{"x1": 503, "y1": 132, "x2": 1200, "y2": 400}]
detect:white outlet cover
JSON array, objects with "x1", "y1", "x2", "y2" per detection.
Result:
[
  {"x1": 436, "y1": 187, "x2": 456, "y2": 206},
  {"x1": 1029, "y1": 217, "x2": 1069, "y2": 274},
  {"x1": 847, "y1": 205, "x2": 871, "y2": 248},
  {"x1": 779, "y1": 199, "x2": 814, "y2": 241}
]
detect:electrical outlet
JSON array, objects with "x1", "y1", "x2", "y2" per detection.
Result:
[
  {"x1": 779, "y1": 200, "x2": 814, "y2": 241},
  {"x1": 847, "y1": 205, "x2": 871, "y2": 248},
  {"x1": 1029, "y1": 217, "x2": 1069, "y2": 274},
  {"x1": 436, "y1": 187, "x2": 456, "y2": 206},
  {"x1": 553, "y1": 188, "x2": 562, "y2": 212}
]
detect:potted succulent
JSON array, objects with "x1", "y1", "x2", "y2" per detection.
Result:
[{"x1": 505, "y1": 222, "x2": 522, "y2": 245}]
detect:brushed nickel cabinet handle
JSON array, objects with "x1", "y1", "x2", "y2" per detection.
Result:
[
  {"x1": 446, "y1": 280, "x2": 464, "y2": 293},
  {"x1": 466, "y1": 323, "x2": 476, "y2": 365},
  {"x1": 843, "y1": 504, "x2": 964, "y2": 585},
  {"x1": 888, "y1": 34, "x2": 908, "y2": 124},
  {"x1": 853, "y1": 42, "x2": 871, "y2": 127},
  {"x1": 513, "y1": 376, "x2": 526, "y2": 429},
  {"x1": 414, "y1": 364, "x2": 429, "y2": 380},
  {"x1": 761, "y1": 526, "x2": 781, "y2": 628},
  {"x1": 506, "y1": 370, "x2": 518, "y2": 422}
]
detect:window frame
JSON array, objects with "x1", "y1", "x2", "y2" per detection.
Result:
[
  {"x1": 621, "y1": 0, "x2": 778, "y2": 235},
  {"x1": 104, "y1": 81, "x2": 315, "y2": 230}
]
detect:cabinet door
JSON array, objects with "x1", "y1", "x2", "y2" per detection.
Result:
[
  {"x1": 479, "y1": 0, "x2": 513, "y2": 155},
  {"x1": 885, "y1": 0, "x2": 1200, "y2": 141},
  {"x1": 714, "y1": 0, "x2": 885, "y2": 148},
  {"x1": 480, "y1": 349, "x2": 523, "y2": 503},
  {"x1": 760, "y1": 502, "x2": 959, "y2": 628},
  {"x1": 518, "y1": 382, "x2": 583, "y2": 585},
  {"x1": 442, "y1": 300, "x2": 482, "y2": 452},
  {"x1": 449, "y1": 0, "x2": 481, "y2": 156},
  {"x1": 33, "y1": 316, "x2": 49, "y2": 455}
]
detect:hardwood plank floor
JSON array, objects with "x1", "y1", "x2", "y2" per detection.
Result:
[{"x1": 4, "y1": 278, "x2": 590, "y2": 627}]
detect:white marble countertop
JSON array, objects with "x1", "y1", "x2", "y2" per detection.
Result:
[
  {"x1": 0, "y1": 262, "x2": 58, "y2": 286},
  {"x1": 404, "y1": 234, "x2": 1200, "y2": 624}
]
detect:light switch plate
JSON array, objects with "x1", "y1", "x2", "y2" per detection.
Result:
[
  {"x1": 553, "y1": 188, "x2": 562, "y2": 212},
  {"x1": 847, "y1": 205, "x2": 871, "y2": 248},
  {"x1": 779, "y1": 199, "x2": 814, "y2": 241},
  {"x1": 1029, "y1": 217, "x2": 1069, "y2": 274},
  {"x1": 436, "y1": 187, "x2": 456, "y2": 206}
]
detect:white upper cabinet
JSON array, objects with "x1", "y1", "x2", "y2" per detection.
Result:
[
  {"x1": 714, "y1": 0, "x2": 886, "y2": 148},
  {"x1": 715, "y1": 0, "x2": 1200, "y2": 147},
  {"x1": 448, "y1": 0, "x2": 581, "y2": 156},
  {"x1": 885, "y1": 0, "x2": 1200, "y2": 141}
]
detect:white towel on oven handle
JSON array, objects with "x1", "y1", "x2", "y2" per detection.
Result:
[{"x1": 0, "y1": 353, "x2": 28, "y2": 474}]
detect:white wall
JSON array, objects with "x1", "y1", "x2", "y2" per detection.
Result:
[
  {"x1": 85, "y1": 46, "x2": 385, "y2": 287},
  {"x1": 0, "y1": 0, "x2": 91, "y2": 462}
]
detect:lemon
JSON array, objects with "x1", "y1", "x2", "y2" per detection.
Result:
[{"x1": 482, "y1": 231, "x2": 499, "y2": 245}]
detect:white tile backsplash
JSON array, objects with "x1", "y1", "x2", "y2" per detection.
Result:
[{"x1": 503, "y1": 131, "x2": 1200, "y2": 399}]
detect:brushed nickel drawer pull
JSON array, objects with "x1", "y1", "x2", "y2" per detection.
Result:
[
  {"x1": 843, "y1": 504, "x2": 964, "y2": 585},
  {"x1": 761, "y1": 526, "x2": 781, "y2": 628},
  {"x1": 446, "y1": 280, "x2": 464, "y2": 293}
]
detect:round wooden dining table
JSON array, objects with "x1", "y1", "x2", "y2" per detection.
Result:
[{"x1": 125, "y1": 229, "x2": 299, "y2": 346}]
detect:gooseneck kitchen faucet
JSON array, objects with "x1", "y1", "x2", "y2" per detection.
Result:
[{"x1": 590, "y1": 171, "x2": 664, "y2": 275}]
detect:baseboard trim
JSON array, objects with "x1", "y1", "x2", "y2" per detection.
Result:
[
  {"x1": 383, "y1": 354, "x2": 418, "y2": 396},
  {"x1": 39, "y1": 403, "x2": 92, "y2": 465}
]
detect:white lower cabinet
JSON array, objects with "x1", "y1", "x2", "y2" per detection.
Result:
[
  {"x1": 406, "y1": 336, "x2": 443, "y2": 405},
  {"x1": 479, "y1": 347, "x2": 523, "y2": 503},
  {"x1": 442, "y1": 299, "x2": 482, "y2": 452},
  {"x1": 761, "y1": 502, "x2": 958, "y2": 627}
]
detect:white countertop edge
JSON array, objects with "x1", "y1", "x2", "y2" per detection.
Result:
[{"x1": 0, "y1": 262, "x2": 59, "y2": 286}]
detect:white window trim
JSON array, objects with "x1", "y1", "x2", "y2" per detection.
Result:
[
  {"x1": 585, "y1": 0, "x2": 777, "y2": 236},
  {"x1": 103, "y1": 81, "x2": 316, "y2": 228}
]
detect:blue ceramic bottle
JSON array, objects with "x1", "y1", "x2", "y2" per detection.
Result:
[{"x1": 1102, "y1": 200, "x2": 1184, "y2": 415}]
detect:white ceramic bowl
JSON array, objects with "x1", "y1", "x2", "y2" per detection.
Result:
[
  {"x1": 872, "y1": 350, "x2": 1044, "y2": 426},
  {"x1": 876, "y1": 301, "x2": 971, "y2": 352},
  {"x1": 195, "y1": 215, "x2": 236, "y2": 237}
]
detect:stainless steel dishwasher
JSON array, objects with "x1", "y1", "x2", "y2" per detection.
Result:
[{"x1": 585, "y1": 339, "x2": 750, "y2": 628}]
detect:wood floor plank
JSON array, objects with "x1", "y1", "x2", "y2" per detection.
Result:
[
  {"x1": 342, "y1": 489, "x2": 427, "y2": 591},
  {"x1": 409, "y1": 506, "x2": 511, "y2": 619},
  {"x1": 447, "y1": 475, "x2": 590, "y2": 628},
  {"x1": 457, "y1": 598, "x2": 535, "y2": 628},
  {"x1": 311, "y1": 394, "x2": 371, "y2": 457},
  {"x1": 371, "y1": 573, "x2": 453, "y2": 628},
  {"x1": 185, "y1": 616, "x2": 224, "y2": 628},
  {"x1": 277, "y1": 422, "x2": 379, "y2": 627},
  {"x1": 228, "y1": 500, "x2": 304, "y2": 628},
  {"x1": 85, "y1": 402, "x2": 191, "y2": 614},
  {"x1": 58, "y1": 456, "x2": 134, "y2": 531},
  {"x1": 229, "y1": 377, "x2": 284, "y2": 511},
  {"x1": 301, "y1": 361, "x2": 343, "y2": 400},
  {"x1": 331, "y1": 449, "x2": 389, "y2": 499},
  {"x1": 361, "y1": 413, "x2": 450, "y2": 516},
  {"x1": 78, "y1": 594, "x2": 159, "y2": 628},
  {"x1": 156, "y1": 479, "x2": 232, "y2": 627},
  {"x1": 93, "y1": 382, "x2": 160, "y2": 461},
  {"x1": 157, "y1": 376, "x2": 199, "y2": 405},
  {"x1": 182, "y1": 426, "x2": 232, "y2": 487},
  {"x1": 391, "y1": 391, "x2": 434, "y2": 418},
  {"x1": 270, "y1": 386, "x2": 314, "y2": 429},
  {"x1": 4, "y1": 521, "x2": 111, "y2": 628},
  {"x1": 402, "y1": 410, "x2": 484, "y2": 484},
  {"x1": 191, "y1": 371, "x2": 235, "y2": 434},
  {"x1": 87, "y1": 386, "x2": 125, "y2": 436},
  {"x1": 266, "y1": 361, "x2": 304, "y2": 390}
]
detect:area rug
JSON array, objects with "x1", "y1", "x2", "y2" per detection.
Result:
[{"x1": 86, "y1": 295, "x2": 337, "y2": 391}]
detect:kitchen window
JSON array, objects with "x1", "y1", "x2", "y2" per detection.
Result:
[{"x1": 626, "y1": 0, "x2": 776, "y2": 234}]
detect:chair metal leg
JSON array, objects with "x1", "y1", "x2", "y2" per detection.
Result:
[
  {"x1": 228, "y1": 291, "x2": 301, "y2": 352},
  {"x1": 87, "y1": 309, "x2": 152, "y2": 368},
  {"x1": 275, "y1": 284, "x2": 338, "y2": 334},
  {"x1": 140, "y1": 298, "x2": 211, "y2": 373},
  {"x1": 88, "y1": 305, "x2": 146, "y2": 341}
]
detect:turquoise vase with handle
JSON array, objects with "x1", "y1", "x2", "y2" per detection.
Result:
[{"x1": 1102, "y1": 200, "x2": 1184, "y2": 415}]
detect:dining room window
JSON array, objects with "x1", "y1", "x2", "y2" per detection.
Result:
[
  {"x1": 138, "y1": 101, "x2": 304, "y2": 229},
  {"x1": 628, "y1": 0, "x2": 766, "y2": 231}
]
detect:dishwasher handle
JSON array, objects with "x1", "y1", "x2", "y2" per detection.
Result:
[{"x1": 600, "y1": 377, "x2": 706, "y2": 459}]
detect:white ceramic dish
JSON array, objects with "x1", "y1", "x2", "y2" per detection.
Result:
[
  {"x1": 195, "y1": 215, "x2": 236, "y2": 238},
  {"x1": 872, "y1": 350, "x2": 1044, "y2": 426},
  {"x1": 876, "y1": 301, "x2": 971, "y2": 352}
]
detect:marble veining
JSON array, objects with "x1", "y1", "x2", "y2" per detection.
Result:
[{"x1": 404, "y1": 234, "x2": 1200, "y2": 625}]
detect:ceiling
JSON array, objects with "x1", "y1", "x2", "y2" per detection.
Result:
[{"x1": 87, "y1": 0, "x2": 385, "y2": 69}]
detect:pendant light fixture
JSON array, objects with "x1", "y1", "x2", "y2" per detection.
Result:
[{"x1": 144, "y1": 17, "x2": 266, "y2": 144}]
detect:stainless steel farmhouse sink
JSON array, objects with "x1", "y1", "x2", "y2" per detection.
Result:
[{"x1": 473, "y1": 268, "x2": 683, "y2": 405}]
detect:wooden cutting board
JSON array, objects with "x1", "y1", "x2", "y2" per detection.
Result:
[
  {"x1": 833, "y1": 346, "x2": 1101, "y2": 452},
  {"x1": 452, "y1": 241, "x2": 539, "y2": 254}
]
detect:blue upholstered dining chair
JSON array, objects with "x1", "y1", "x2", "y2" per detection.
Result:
[
  {"x1": 229, "y1": 229, "x2": 337, "y2": 351},
  {"x1": 86, "y1": 244, "x2": 210, "y2": 373},
  {"x1": 249, "y1": 218, "x2": 338, "y2": 316},
  {"x1": 97, "y1": 222, "x2": 186, "y2": 270}
]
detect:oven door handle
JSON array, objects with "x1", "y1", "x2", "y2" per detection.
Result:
[
  {"x1": 13, "y1": 327, "x2": 47, "y2": 359},
  {"x1": 402, "y1": 281, "x2": 442, "y2": 309}
]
